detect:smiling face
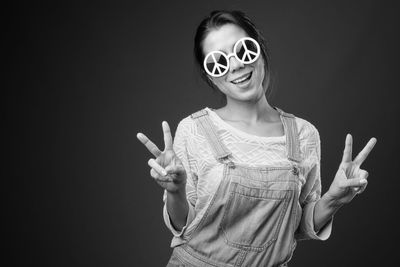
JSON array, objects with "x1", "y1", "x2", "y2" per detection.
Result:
[{"x1": 202, "y1": 24, "x2": 266, "y2": 103}]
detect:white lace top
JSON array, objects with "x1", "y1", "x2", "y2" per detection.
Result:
[{"x1": 162, "y1": 107, "x2": 332, "y2": 247}]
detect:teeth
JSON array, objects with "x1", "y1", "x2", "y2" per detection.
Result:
[{"x1": 232, "y1": 73, "x2": 251, "y2": 84}]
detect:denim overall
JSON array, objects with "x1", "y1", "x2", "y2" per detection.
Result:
[{"x1": 167, "y1": 107, "x2": 303, "y2": 267}]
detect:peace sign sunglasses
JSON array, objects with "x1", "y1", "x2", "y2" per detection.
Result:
[{"x1": 203, "y1": 37, "x2": 261, "y2": 78}]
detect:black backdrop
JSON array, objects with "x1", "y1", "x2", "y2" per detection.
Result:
[{"x1": 6, "y1": 1, "x2": 399, "y2": 266}]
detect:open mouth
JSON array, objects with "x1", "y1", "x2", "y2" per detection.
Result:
[{"x1": 231, "y1": 72, "x2": 252, "y2": 85}]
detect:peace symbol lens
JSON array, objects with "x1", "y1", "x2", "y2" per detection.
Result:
[{"x1": 203, "y1": 37, "x2": 261, "y2": 78}]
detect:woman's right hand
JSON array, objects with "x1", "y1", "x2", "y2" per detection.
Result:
[{"x1": 137, "y1": 121, "x2": 187, "y2": 193}]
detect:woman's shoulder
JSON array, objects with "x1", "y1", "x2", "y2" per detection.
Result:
[
  {"x1": 175, "y1": 107, "x2": 209, "y2": 136},
  {"x1": 293, "y1": 114, "x2": 320, "y2": 147},
  {"x1": 294, "y1": 115, "x2": 319, "y2": 134},
  {"x1": 274, "y1": 107, "x2": 319, "y2": 139}
]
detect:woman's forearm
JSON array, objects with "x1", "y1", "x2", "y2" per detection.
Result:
[
  {"x1": 166, "y1": 189, "x2": 189, "y2": 231},
  {"x1": 313, "y1": 193, "x2": 343, "y2": 232}
]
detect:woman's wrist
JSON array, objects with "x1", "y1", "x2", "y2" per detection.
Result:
[
  {"x1": 167, "y1": 183, "x2": 187, "y2": 196},
  {"x1": 166, "y1": 187, "x2": 189, "y2": 231},
  {"x1": 313, "y1": 193, "x2": 343, "y2": 233},
  {"x1": 167, "y1": 190, "x2": 186, "y2": 204},
  {"x1": 323, "y1": 190, "x2": 346, "y2": 209}
]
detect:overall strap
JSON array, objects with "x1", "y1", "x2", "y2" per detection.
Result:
[
  {"x1": 190, "y1": 109, "x2": 232, "y2": 162},
  {"x1": 274, "y1": 107, "x2": 302, "y2": 163}
]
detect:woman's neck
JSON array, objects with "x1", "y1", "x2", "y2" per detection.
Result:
[{"x1": 218, "y1": 95, "x2": 277, "y2": 124}]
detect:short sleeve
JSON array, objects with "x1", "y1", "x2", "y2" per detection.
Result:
[{"x1": 296, "y1": 123, "x2": 333, "y2": 241}]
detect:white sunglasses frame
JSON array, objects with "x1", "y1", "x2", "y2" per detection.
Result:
[{"x1": 203, "y1": 37, "x2": 261, "y2": 78}]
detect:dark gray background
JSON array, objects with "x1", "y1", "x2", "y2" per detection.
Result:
[{"x1": 6, "y1": 0, "x2": 399, "y2": 266}]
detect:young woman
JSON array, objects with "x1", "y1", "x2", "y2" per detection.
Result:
[{"x1": 137, "y1": 10, "x2": 377, "y2": 267}]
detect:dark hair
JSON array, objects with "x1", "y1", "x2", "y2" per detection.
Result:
[{"x1": 194, "y1": 10, "x2": 273, "y2": 101}]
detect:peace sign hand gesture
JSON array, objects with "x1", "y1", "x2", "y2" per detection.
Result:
[
  {"x1": 137, "y1": 121, "x2": 187, "y2": 193},
  {"x1": 326, "y1": 134, "x2": 377, "y2": 206}
]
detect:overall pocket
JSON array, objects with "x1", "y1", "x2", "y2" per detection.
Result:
[{"x1": 220, "y1": 183, "x2": 291, "y2": 251}]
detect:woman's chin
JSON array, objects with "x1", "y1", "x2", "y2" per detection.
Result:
[{"x1": 230, "y1": 88, "x2": 264, "y2": 103}]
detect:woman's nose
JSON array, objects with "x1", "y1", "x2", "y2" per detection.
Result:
[{"x1": 229, "y1": 55, "x2": 245, "y2": 73}]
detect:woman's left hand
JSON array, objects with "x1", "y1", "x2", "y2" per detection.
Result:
[{"x1": 325, "y1": 134, "x2": 377, "y2": 206}]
